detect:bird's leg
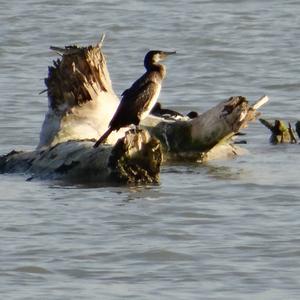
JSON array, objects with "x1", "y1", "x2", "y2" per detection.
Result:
[
  {"x1": 128, "y1": 124, "x2": 139, "y2": 134},
  {"x1": 135, "y1": 124, "x2": 144, "y2": 134}
]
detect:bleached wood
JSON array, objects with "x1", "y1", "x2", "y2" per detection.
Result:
[{"x1": 0, "y1": 130, "x2": 162, "y2": 183}]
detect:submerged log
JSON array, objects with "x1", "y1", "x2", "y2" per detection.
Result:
[
  {"x1": 145, "y1": 95, "x2": 268, "y2": 161},
  {"x1": 0, "y1": 130, "x2": 162, "y2": 183},
  {"x1": 259, "y1": 119, "x2": 297, "y2": 144},
  {"x1": 0, "y1": 39, "x2": 269, "y2": 183}
]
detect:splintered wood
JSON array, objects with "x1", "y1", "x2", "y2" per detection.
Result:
[{"x1": 46, "y1": 45, "x2": 112, "y2": 112}]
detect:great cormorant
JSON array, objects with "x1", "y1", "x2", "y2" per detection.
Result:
[{"x1": 93, "y1": 50, "x2": 175, "y2": 147}]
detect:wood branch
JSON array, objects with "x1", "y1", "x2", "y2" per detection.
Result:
[
  {"x1": 97, "y1": 33, "x2": 106, "y2": 48},
  {"x1": 252, "y1": 95, "x2": 269, "y2": 110}
]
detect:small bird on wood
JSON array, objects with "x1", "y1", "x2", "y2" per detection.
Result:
[{"x1": 93, "y1": 50, "x2": 176, "y2": 147}]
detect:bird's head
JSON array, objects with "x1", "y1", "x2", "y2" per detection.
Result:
[{"x1": 144, "y1": 50, "x2": 176, "y2": 68}]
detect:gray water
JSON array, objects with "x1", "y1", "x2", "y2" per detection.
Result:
[{"x1": 1, "y1": 0, "x2": 300, "y2": 299}]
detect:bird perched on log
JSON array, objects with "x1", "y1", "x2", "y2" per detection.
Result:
[
  {"x1": 94, "y1": 50, "x2": 176, "y2": 147},
  {"x1": 151, "y1": 102, "x2": 184, "y2": 119}
]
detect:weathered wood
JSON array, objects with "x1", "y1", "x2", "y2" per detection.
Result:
[
  {"x1": 259, "y1": 119, "x2": 297, "y2": 144},
  {"x1": 0, "y1": 130, "x2": 162, "y2": 183},
  {"x1": 38, "y1": 41, "x2": 122, "y2": 149},
  {"x1": 144, "y1": 95, "x2": 267, "y2": 162}
]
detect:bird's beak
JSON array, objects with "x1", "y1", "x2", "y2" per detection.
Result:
[
  {"x1": 163, "y1": 51, "x2": 176, "y2": 56},
  {"x1": 160, "y1": 51, "x2": 176, "y2": 61}
]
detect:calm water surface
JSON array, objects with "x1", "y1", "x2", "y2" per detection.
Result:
[{"x1": 1, "y1": 1, "x2": 300, "y2": 299}]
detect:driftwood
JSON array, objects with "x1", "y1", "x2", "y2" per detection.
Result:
[
  {"x1": 38, "y1": 41, "x2": 121, "y2": 148},
  {"x1": 0, "y1": 130, "x2": 162, "y2": 184},
  {"x1": 259, "y1": 119, "x2": 298, "y2": 144},
  {"x1": 145, "y1": 95, "x2": 268, "y2": 161},
  {"x1": 0, "y1": 40, "x2": 269, "y2": 183}
]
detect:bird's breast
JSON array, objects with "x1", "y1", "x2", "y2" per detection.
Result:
[{"x1": 140, "y1": 84, "x2": 161, "y2": 120}]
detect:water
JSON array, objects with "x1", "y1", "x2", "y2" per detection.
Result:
[{"x1": 1, "y1": 0, "x2": 300, "y2": 299}]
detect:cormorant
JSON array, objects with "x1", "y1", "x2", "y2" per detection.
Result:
[
  {"x1": 151, "y1": 102, "x2": 184, "y2": 119},
  {"x1": 93, "y1": 50, "x2": 176, "y2": 147}
]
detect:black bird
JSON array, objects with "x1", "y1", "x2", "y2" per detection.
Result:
[
  {"x1": 151, "y1": 102, "x2": 184, "y2": 119},
  {"x1": 94, "y1": 50, "x2": 176, "y2": 147}
]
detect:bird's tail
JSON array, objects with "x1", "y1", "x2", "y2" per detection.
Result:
[{"x1": 93, "y1": 127, "x2": 114, "y2": 148}]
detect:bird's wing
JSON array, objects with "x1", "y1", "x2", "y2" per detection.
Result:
[
  {"x1": 123, "y1": 79, "x2": 158, "y2": 116},
  {"x1": 121, "y1": 72, "x2": 148, "y2": 98},
  {"x1": 110, "y1": 79, "x2": 158, "y2": 128}
]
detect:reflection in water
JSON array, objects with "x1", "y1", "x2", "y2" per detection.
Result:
[
  {"x1": 204, "y1": 161, "x2": 249, "y2": 180},
  {"x1": 162, "y1": 160, "x2": 249, "y2": 181}
]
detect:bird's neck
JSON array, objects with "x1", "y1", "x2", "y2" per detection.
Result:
[{"x1": 145, "y1": 63, "x2": 166, "y2": 80}]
